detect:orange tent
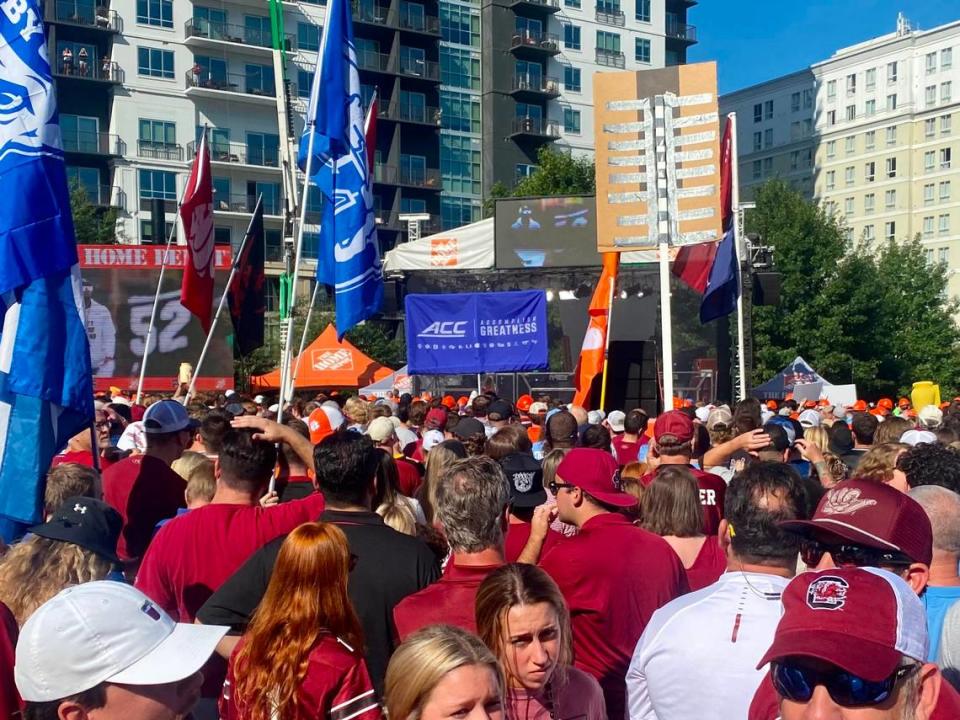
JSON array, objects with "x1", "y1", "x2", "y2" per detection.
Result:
[{"x1": 251, "y1": 324, "x2": 394, "y2": 390}]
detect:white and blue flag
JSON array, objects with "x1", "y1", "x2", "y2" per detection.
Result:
[
  {"x1": 0, "y1": 1, "x2": 94, "y2": 526},
  {"x1": 299, "y1": 0, "x2": 383, "y2": 339}
]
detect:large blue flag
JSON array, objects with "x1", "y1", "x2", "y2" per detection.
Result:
[
  {"x1": 299, "y1": 0, "x2": 383, "y2": 339},
  {"x1": 0, "y1": 2, "x2": 94, "y2": 526},
  {"x1": 699, "y1": 227, "x2": 741, "y2": 324}
]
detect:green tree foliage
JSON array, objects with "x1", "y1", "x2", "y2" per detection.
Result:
[
  {"x1": 748, "y1": 179, "x2": 960, "y2": 396},
  {"x1": 484, "y1": 147, "x2": 595, "y2": 215},
  {"x1": 70, "y1": 182, "x2": 117, "y2": 245}
]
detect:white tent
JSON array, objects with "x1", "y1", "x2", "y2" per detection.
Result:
[
  {"x1": 359, "y1": 365, "x2": 412, "y2": 398},
  {"x1": 383, "y1": 218, "x2": 494, "y2": 271}
]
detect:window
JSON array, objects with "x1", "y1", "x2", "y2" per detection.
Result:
[
  {"x1": 827, "y1": 80, "x2": 836, "y2": 100},
  {"x1": 636, "y1": 0, "x2": 650, "y2": 21},
  {"x1": 827, "y1": 110, "x2": 836, "y2": 126},
  {"x1": 297, "y1": 22, "x2": 321, "y2": 51},
  {"x1": 845, "y1": 166, "x2": 854, "y2": 186},
  {"x1": 865, "y1": 99, "x2": 875, "y2": 116},
  {"x1": 924, "y1": 184, "x2": 935, "y2": 205},
  {"x1": 803, "y1": 149, "x2": 812, "y2": 167},
  {"x1": 244, "y1": 63, "x2": 274, "y2": 95},
  {"x1": 803, "y1": 118, "x2": 812, "y2": 136},
  {"x1": 885, "y1": 126, "x2": 896, "y2": 145},
  {"x1": 790, "y1": 121, "x2": 801, "y2": 141},
  {"x1": 563, "y1": 66, "x2": 581, "y2": 92},
  {"x1": 825, "y1": 170, "x2": 835, "y2": 190},
  {"x1": 753, "y1": 103, "x2": 762, "y2": 123},
  {"x1": 923, "y1": 216, "x2": 934, "y2": 238},
  {"x1": 925, "y1": 152, "x2": 935, "y2": 172},
  {"x1": 846, "y1": 73, "x2": 856, "y2": 95},
  {"x1": 803, "y1": 88, "x2": 813, "y2": 109},
  {"x1": 926, "y1": 52, "x2": 937, "y2": 75},
  {"x1": 944, "y1": 48, "x2": 954, "y2": 70},
  {"x1": 297, "y1": 68, "x2": 314, "y2": 98},
  {"x1": 791, "y1": 92, "x2": 800, "y2": 112},
  {"x1": 440, "y1": 135, "x2": 481, "y2": 195},
  {"x1": 941, "y1": 181, "x2": 952, "y2": 202},
  {"x1": 865, "y1": 161, "x2": 875, "y2": 182},
  {"x1": 752, "y1": 160, "x2": 761, "y2": 179},
  {"x1": 940, "y1": 214, "x2": 951, "y2": 235},
  {"x1": 566, "y1": 0, "x2": 580, "y2": 8},
  {"x1": 790, "y1": 151, "x2": 799, "y2": 171},
  {"x1": 885, "y1": 189, "x2": 896, "y2": 209},
  {"x1": 885, "y1": 222, "x2": 896, "y2": 241},
  {"x1": 441, "y1": 197, "x2": 481, "y2": 230},
  {"x1": 212, "y1": 177, "x2": 230, "y2": 207},
  {"x1": 440, "y1": 91, "x2": 480, "y2": 132},
  {"x1": 826, "y1": 140, "x2": 836, "y2": 158},
  {"x1": 939, "y1": 248, "x2": 950, "y2": 264},
  {"x1": 924, "y1": 249, "x2": 935, "y2": 266},
  {"x1": 563, "y1": 24, "x2": 580, "y2": 50},
  {"x1": 563, "y1": 108, "x2": 581, "y2": 133},
  {"x1": 886, "y1": 94, "x2": 897, "y2": 110},
  {"x1": 764, "y1": 128, "x2": 773, "y2": 148},
  {"x1": 845, "y1": 135, "x2": 855, "y2": 154},
  {"x1": 942, "y1": 82, "x2": 953, "y2": 103},
  {"x1": 137, "y1": 47, "x2": 174, "y2": 79},
  {"x1": 864, "y1": 224, "x2": 875, "y2": 242},
  {"x1": 137, "y1": 0, "x2": 172, "y2": 27},
  {"x1": 763, "y1": 157, "x2": 772, "y2": 175},
  {"x1": 138, "y1": 119, "x2": 175, "y2": 155},
  {"x1": 926, "y1": 85, "x2": 937, "y2": 107},
  {"x1": 440, "y1": 5, "x2": 480, "y2": 47},
  {"x1": 844, "y1": 197, "x2": 854, "y2": 216},
  {"x1": 864, "y1": 193, "x2": 875, "y2": 213},
  {"x1": 634, "y1": 38, "x2": 650, "y2": 63},
  {"x1": 845, "y1": 105, "x2": 855, "y2": 121},
  {"x1": 865, "y1": 67, "x2": 876, "y2": 90},
  {"x1": 139, "y1": 169, "x2": 176, "y2": 200},
  {"x1": 942, "y1": 148, "x2": 952, "y2": 170},
  {"x1": 753, "y1": 131, "x2": 762, "y2": 152},
  {"x1": 65, "y1": 166, "x2": 100, "y2": 201},
  {"x1": 246, "y1": 132, "x2": 279, "y2": 167},
  {"x1": 597, "y1": 31, "x2": 621, "y2": 53},
  {"x1": 764, "y1": 100, "x2": 773, "y2": 119},
  {"x1": 942, "y1": 115, "x2": 953, "y2": 135},
  {"x1": 925, "y1": 118, "x2": 936, "y2": 138},
  {"x1": 887, "y1": 61, "x2": 897, "y2": 83},
  {"x1": 886, "y1": 157, "x2": 897, "y2": 178},
  {"x1": 865, "y1": 130, "x2": 875, "y2": 149},
  {"x1": 440, "y1": 47, "x2": 480, "y2": 89}
]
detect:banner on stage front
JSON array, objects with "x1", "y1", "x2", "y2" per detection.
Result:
[{"x1": 405, "y1": 290, "x2": 548, "y2": 375}]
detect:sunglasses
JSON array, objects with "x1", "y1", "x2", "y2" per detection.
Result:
[
  {"x1": 800, "y1": 540, "x2": 913, "y2": 570},
  {"x1": 772, "y1": 661, "x2": 919, "y2": 707},
  {"x1": 548, "y1": 481, "x2": 575, "y2": 494}
]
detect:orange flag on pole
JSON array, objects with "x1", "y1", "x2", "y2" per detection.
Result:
[{"x1": 573, "y1": 253, "x2": 620, "y2": 408}]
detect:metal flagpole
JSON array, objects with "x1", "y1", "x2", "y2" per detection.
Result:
[
  {"x1": 183, "y1": 196, "x2": 262, "y2": 405},
  {"x1": 729, "y1": 112, "x2": 748, "y2": 400},
  {"x1": 598, "y1": 265, "x2": 617, "y2": 412},
  {"x1": 289, "y1": 281, "x2": 321, "y2": 394},
  {"x1": 654, "y1": 95, "x2": 674, "y2": 409}
]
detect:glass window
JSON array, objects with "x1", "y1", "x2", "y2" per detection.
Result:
[
  {"x1": 753, "y1": 132, "x2": 762, "y2": 152},
  {"x1": 297, "y1": 68, "x2": 314, "y2": 98},
  {"x1": 940, "y1": 214, "x2": 951, "y2": 235},
  {"x1": 885, "y1": 126, "x2": 896, "y2": 145},
  {"x1": 440, "y1": 5, "x2": 479, "y2": 47},
  {"x1": 763, "y1": 157, "x2": 772, "y2": 175},
  {"x1": 563, "y1": 66, "x2": 581, "y2": 92},
  {"x1": 563, "y1": 108, "x2": 581, "y2": 133},
  {"x1": 440, "y1": 135, "x2": 481, "y2": 195},
  {"x1": 939, "y1": 247, "x2": 949, "y2": 263},
  {"x1": 137, "y1": 47, "x2": 174, "y2": 79},
  {"x1": 846, "y1": 73, "x2": 856, "y2": 94},
  {"x1": 923, "y1": 216, "x2": 934, "y2": 238},
  {"x1": 865, "y1": 99, "x2": 875, "y2": 116},
  {"x1": 60, "y1": 114, "x2": 99, "y2": 152},
  {"x1": 634, "y1": 37, "x2": 650, "y2": 63},
  {"x1": 926, "y1": 85, "x2": 937, "y2": 107},
  {"x1": 139, "y1": 169, "x2": 177, "y2": 200},
  {"x1": 753, "y1": 103, "x2": 762, "y2": 123},
  {"x1": 845, "y1": 166, "x2": 854, "y2": 186},
  {"x1": 439, "y1": 90, "x2": 480, "y2": 133},
  {"x1": 764, "y1": 100, "x2": 773, "y2": 119},
  {"x1": 844, "y1": 197, "x2": 854, "y2": 216},
  {"x1": 563, "y1": 24, "x2": 581, "y2": 50},
  {"x1": 827, "y1": 80, "x2": 836, "y2": 100},
  {"x1": 248, "y1": 181, "x2": 281, "y2": 215},
  {"x1": 441, "y1": 196, "x2": 481, "y2": 229},
  {"x1": 440, "y1": 47, "x2": 480, "y2": 89},
  {"x1": 791, "y1": 92, "x2": 800, "y2": 112},
  {"x1": 845, "y1": 105, "x2": 855, "y2": 121},
  {"x1": 66, "y1": 165, "x2": 100, "y2": 200},
  {"x1": 885, "y1": 221, "x2": 895, "y2": 241},
  {"x1": 565, "y1": 0, "x2": 580, "y2": 8},
  {"x1": 886, "y1": 157, "x2": 897, "y2": 178},
  {"x1": 941, "y1": 181, "x2": 952, "y2": 202},
  {"x1": 845, "y1": 136, "x2": 855, "y2": 154},
  {"x1": 864, "y1": 194, "x2": 875, "y2": 213},
  {"x1": 865, "y1": 130, "x2": 875, "y2": 149},
  {"x1": 826, "y1": 110, "x2": 835, "y2": 126},
  {"x1": 864, "y1": 224, "x2": 874, "y2": 242},
  {"x1": 925, "y1": 151, "x2": 936, "y2": 172},
  {"x1": 297, "y1": 22, "x2": 321, "y2": 51},
  {"x1": 596, "y1": 31, "x2": 620, "y2": 53},
  {"x1": 193, "y1": 7, "x2": 227, "y2": 38},
  {"x1": 885, "y1": 189, "x2": 896, "y2": 209},
  {"x1": 886, "y1": 93, "x2": 897, "y2": 110},
  {"x1": 926, "y1": 118, "x2": 936, "y2": 138},
  {"x1": 943, "y1": 48, "x2": 953, "y2": 70},
  {"x1": 865, "y1": 68, "x2": 876, "y2": 90},
  {"x1": 942, "y1": 148, "x2": 952, "y2": 169},
  {"x1": 926, "y1": 52, "x2": 937, "y2": 74},
  {"x1": 803, "y1": 89, "x2": 813, "y2": 109},
  {"x1": 752, "y1": 160, "x2": 761, "y2": 179},
  {"x1": 924, "y1": 184, "x2": 935, "y2": 205},
  {"x1": 194, "y1": 55, "x2": 227, "y2": 86},
  {"x1": 764, "y1": 128, "x2": 773, "y2": 148},
  {"x1": 139, "y1": 119, "x2": 175, "y2": 146},
  {"x1": 244, "y1": 63, "x2": 275, "y2": 95},
  {"x1": 246, "y1": 132, "x2": 280, "y2": 167},
  {"x1": 825, "y1": 170, "x2": 835, "y2": 190},
  {"x1": 826, "y1": 140, "x2": 835, "y2": 158},
  {"x1": 137, "y1": 0, "x2": 173, "y2": 28},
  {"x1": 864, "y1": 161, "x2": 875, "y2": 182},
  {"x1": 942, "y1": 82, "x2": 953, "y2": 103},
  {"x1": 887, "y1": 61, "x2": 897, "y2": 82},
  {"x1": 244, "y1": 15, "x2": 272, "y2": 47},
  {"x1": 636, "y1": 0, "x2": 650, "y2": 21},
  {"x1": 212, "y1": 177, "x2": 230, "y2": 208},
  {"x1": 942, "y1": 115, "x2": 952, "y2": 135}
]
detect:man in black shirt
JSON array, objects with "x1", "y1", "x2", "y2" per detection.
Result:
[{"x1": 198, "y1": 424, "x2": 439, "y2": 695}]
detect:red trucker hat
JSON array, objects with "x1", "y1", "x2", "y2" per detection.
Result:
[
  {"x1": 556, "y1": 448, "x2": 636, "y2": 508},
  {"x1": 653, "y1": 410, "x2": 694, "y2": 445}
]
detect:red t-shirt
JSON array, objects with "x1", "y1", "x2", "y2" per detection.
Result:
[
  {"x1": 540, "y1": 513, "x2": 688, "y2": 720},
  {"x1": 221, "y1": 633, "x2": 381, "y2": 720},
  {"x1": 683, "y1": 537, "x2": 727, "y2": 592},
  {"x1": 395, "y1": 457, "x2": 423, "y2": 497},
  {"x1": 748, "y1": 667, "x2": 960, "y2": 719},
  {"x1": 504, "y1": 521, "x2": 563, "y2": 563},
  {"x1": 0, "y1": 603, "x2": 20, "y2": 720},
  {"x1": 51, "y1": 450, "x2": 113, "y2": 471},
  {"x1": 642, "y1": 465, "x2": 727, "y2": 535},
  {"x1": 102, "y1": 454, "x2": 186, "y2": 562},
  {"x1": 612, "y1": 435, "x2": 649, "y2": 467},
  {"x1": 393, "y1": 560, "x2": 501, "y2": 641}
]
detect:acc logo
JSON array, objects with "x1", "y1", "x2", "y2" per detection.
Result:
[
  {"x1": 418, "y1": 321, "x2": 467, "y2": 339},
  {"x1": 820, "y1": 487, "x2": 877, "y2": 516},
  {"x1": 512, "y1": 471, "x2": 535, "y2": 493},
  {"x1": 806, "y1": 576, "x2": 849, "y2": 610},
  {"x1": 312, "y1": 349, "x2": 353, "y2": 372}
]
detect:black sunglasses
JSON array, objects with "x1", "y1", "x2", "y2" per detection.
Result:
[
  {"x1": 548, "y1": 481, "x2": 575, "y2": 494},
  {"x1": 772, "y1": 661, "x2": 919, "y2": 707},
  {"x1": 800, "y1": 540, "x2": 913, "y2": 570}
]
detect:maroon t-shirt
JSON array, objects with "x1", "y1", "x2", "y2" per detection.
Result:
[
  {"x1": 540, "y1": 513, "x2": 688, "y2": 720},
  {"x1": 642, "y1": 465, "x2": 727, "y2": 535},
  {"x1": 102, "y1": 454, "x2": 186, "y2": 562},
  {"x1": 612, "y1": 435, "x2": 649, "y2": 467},
  {"x1": 393, "y1": 560, "x2": 501, "y2": 641},
  {"x1": 51, "y1": 450, "x2": 113, "y2": 471},
  {"x1": 0, "y1": 603, "x2": 20, "y2": 720},
  {"x1": 395, "y1": 457, "x2": 423, "y2": 497},
  {"x1": 683, "y1": 537, "x2": 727, "y2": 592},
  {"x1": 504, "y1": 521, "x2": 563, "y2": 563}
]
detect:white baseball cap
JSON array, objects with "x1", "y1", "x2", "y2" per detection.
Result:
[
  {"x1": 395, "y1": 427, "x2": 418, "y2": 451},
  {"x1": 607, "y1": 410, "x2": 626, "y2": 433},
  {"x1": 798, "y1": 409, "x2": 821, "y2": 428},
  {"x1": 253, "y1": 395, "x2": 265, "y2": 405},
  {"x1": 15, "y1": 582, "x2": 228, "y2": 702},
  {"x1": 587, "y1": 410, "x2": 605, "y2": 425},
  {"x1": 901, "y1": 429, "x2": 938, "y2": 447},
  {"x1": 918, "y1": 405, "x2": 943, "y2": 429},
  {"x1": 422, "y1": 429, "x2": 444, "y2": 453},
  {"x1": 366, "y1": 416, "x2": 396, "y2": 444}
]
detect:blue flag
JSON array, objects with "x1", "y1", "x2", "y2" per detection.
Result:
[
  {"x1": 699, "y1": 228, "x2": 741, "y2": 324},
  {"x1": 0, "y1": 2, "x2": 94, "y2": 526},
  {"x1": 299, "y1": 0, "x2": 383, "y2": 339}
]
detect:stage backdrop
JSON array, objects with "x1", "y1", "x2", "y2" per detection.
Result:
[
  {"x1": 78, "y1": 245, "x2": 233, "y2": 392},
  {"x1": 405, "y1": 290, "x2": 548, "y2": 374}
]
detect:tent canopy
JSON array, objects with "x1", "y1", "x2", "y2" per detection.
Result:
[
  {"x1": 751, "y1": 356, "x2": 832, "y2": 400},
  {"x1": 383, "y1": 218, "x2": 494, "y2": 271},
  {"x1": 359, "y1": 365, "x2": 412, "y2": 398},
  {"x1": 252, "y1": 324, "x2": 393, "y2": 390}
]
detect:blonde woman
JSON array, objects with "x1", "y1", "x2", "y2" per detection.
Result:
[
  {"x1": 802, "y1": 426, "x2": 830, "y2": 455},
  {"x1": 344, "y1": 397, "x2": 371, "y2": 431},
  {"x1": 416, "y1": 439, "x2": 467, "y2": 525},
  {"x1": 385, "y1": 624, "x2": 504, "y2": 720}
]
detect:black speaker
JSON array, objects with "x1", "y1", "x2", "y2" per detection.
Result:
[
  {"x1": 148, "y1": 198, "x2": 166, "y2": 244},
  {"x1": 753, "y1": 272, "x2": 782, "y2": 306}
]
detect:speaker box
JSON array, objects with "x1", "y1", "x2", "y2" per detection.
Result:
[{"x1": 753, "y1": 272, "x2": 782, "y2": 306}]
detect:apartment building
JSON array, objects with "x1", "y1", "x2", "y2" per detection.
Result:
[{"x1": 720, "y1": 15, "x2": 960, "y2": 296}]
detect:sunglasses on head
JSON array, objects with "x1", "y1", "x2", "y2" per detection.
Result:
[
  {"x1": 800, "y1": 540, "x2": 913, "y2": 570},
  {"x1": 772, "y1": 661, "x2": 919, "y2": 708}
]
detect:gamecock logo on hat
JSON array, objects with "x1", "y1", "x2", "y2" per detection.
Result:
[{"x1": 807, "y1": 576, "x2": 849, "y2": 610}]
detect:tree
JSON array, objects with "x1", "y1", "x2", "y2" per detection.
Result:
[
  {"x1": 483, "y1": 146, "x2": 595, "y2": 215},
  {"x1": 70, "y1": 182, "x2": 117, "y2": 245},
  {"x1": 747, "y1": 179, "x2": 960, "y2": 396}
]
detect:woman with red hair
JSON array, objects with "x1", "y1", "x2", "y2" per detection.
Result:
[{"x1": 221, "y1": 522, "x2": 380, "y2": 720}]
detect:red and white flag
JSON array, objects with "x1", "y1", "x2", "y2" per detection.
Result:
[{"x1": 180, "y1": 129, "x2": 215, "y2": 331}]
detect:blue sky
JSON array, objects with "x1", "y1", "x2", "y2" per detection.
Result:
[{"x1": 689, "y1": 1, "x2": 960, "y2": 94}]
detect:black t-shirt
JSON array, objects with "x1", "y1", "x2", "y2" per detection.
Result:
[{"x1": 197, "y1": 509, "x2": 440, "y2": 695}]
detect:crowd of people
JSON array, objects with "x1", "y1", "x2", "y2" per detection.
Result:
[{"x1": 3, "y1": 386, "x2": 960, "y2": 719}]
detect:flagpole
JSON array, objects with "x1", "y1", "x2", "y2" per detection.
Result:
[
  {"x1": 289, "y1": 280, "x2": 320, "y2": 393},
  {"x1": 598, "y1": 262, "x2": 617, "y2": 412},
  {"x1": 729, "y1": 112, "x2": 748, "y2": 401},
  {"x1": 183, "y1": 196, "x2": 262, "y2": 405}
]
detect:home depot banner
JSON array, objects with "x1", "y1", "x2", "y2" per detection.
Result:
[{"x1": 405, "y1": 290, "x2": 548, "y2": 374}]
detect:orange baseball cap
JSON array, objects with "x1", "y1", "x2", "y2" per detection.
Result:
[
  {"x1": 307, "y1": 405, "x2": 344, "y2": 445},
  {"x1": 803, "y1": 400, "x2": 817, "y2": 409},
  {"x1": 441, "y1": 395, "x2": 456, "y2": 410},
  {"x1": 898, "y1": 397, "x2": 910, "y2": 408},
  {"x1": 516, "y1": 394, "x2": 534, "y2": 413},
  {"x1": 877, "y1": 398, "x2": 894, "y2": 411},
  {"x1": 852, "y1": 400, "x2": 868, "y2": 412},
  {"x1": 457, "y1": 396, "x2": 469, "y2": 406},
  {"x1": 767, "y1": 400, "x2": 779, "y2": 411}
]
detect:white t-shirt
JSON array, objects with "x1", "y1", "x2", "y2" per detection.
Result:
[{"x1": 626, "y1": 571, "x2": 789, "y2": 720}]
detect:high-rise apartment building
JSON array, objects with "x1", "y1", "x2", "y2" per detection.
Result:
[{"x1": 720, "y1": 15, "x2": 960, "y2": 296}]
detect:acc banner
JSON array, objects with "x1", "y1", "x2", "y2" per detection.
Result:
[{"x1": 405, "y1": 290, "x2": 548, "y2": 374}]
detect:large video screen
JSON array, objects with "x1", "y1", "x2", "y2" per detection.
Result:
[
  {"x1": 494, "y1": 196, "x2": 599, "y2": 268},
  {"x1": 78, "y1": 245, "x2": 234, "y2": 393}
]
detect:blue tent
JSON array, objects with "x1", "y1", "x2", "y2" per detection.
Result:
[{"x1": 751, "y1": 356, "x2": 831, "y2": 400}]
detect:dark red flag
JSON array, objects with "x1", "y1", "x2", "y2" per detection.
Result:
[{"x1": 179, "y1": 130, "x2": 215, "y2": 331}]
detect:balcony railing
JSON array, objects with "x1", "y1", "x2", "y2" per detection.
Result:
[
  {"x1": 213, "y1": 194, "x2": 282, "y2": 216},
  {"x1": 512, "y1": 75, "x2": 560, "y2": 96},
  {"x1": 665, "y1": 20, "x2": 697, "y2": 42},
  {"x1": 137, "y1": 140, "x2": 184, "y2": 161},
  {"x1": 507, "y1": 0, "x2": 560, "y2": 12},
  {"x1": 54, "y1": 58, "x2": 122, "y2": 82},
  {"x1": 185, "y1": 70, "x2": 277, "y2": 98},
  {"x1": 375, "y1": 165, "x2": 442, "y2": 188},
  {"x1": 74, "y1": 184, "x2": 126, "y2": 210},
  {"x1": 353, "y1": 3, "x2": 392, "y2": 25},
  {"x1": 378, "y1": 102, "x2": 442, "y2": 126},
  {"x1": 510, "y1": 31, "x2": 560, "y2": 53},
  {"x1": 399, "y1": 13, "x2": 440, "y2": 34},
  {"x1": 596, "y1": 8, "x2": 626, "y2": 25},
  {"x1": 184, "y1": 18, "x2": 292, "y2": 49},
  {"x1": 596, "y1": 48, "x2": 625, "y2": 68},
  {"x1": 52, "y1": 1, "x2": 119, "y2": 31},
  {"x1": 510, "y1": 117, "x2": 561, "y2": 139},
  {"x1": 63, "y1": 131, "x2": 123, "y2": 156},
  {"x1": 356, "y1": 49, "x2": 392, "y2": 72},
  {"x1": 397, "y1": 56, "x2": 440, "y2": 81},
  {"x1": 187, "y1": 140, "x2": 280, "y2": 167}
]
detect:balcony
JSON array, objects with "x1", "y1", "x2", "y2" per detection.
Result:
[
  {"x1": 378, "y1": 102, "x2": 442, "y2": 126},
  {"x1": 511, "y1": 75, "x2": 561, "y2": 101},
  {"x1": 49, "y1": 1, "x2": 120, "y2": 32},
  {"x1": 137, "y1": 140, "x2": 184, "y2": 162},
  {"x1": 352, "y1": 3, "x2": 441, "y2": 35},
  {"x1": 374, "y1": 165, "x2": 442, "y2": 189},
  {"x1": 509, "y1": 31, "x2": 560, "y2": 57},
  {"x1": 398, "y1": 13, "x2": 441, "y2": 35},
  {"x1": 184, "y1": 19, "x2": 293, "y2": 52},
  {"x1": 75, "y1": 185, "x2": 126, "y2": 210},
  {"x1": 53, "y1": 58, "x2": 123, "y2": 84},
  {"x1": 596, "y1": 48, "x2": 625, "y2": 68},
  {"x1": 356, "y1": 50, "x2": 392, "y2": 73},
  {"x1": 665, "y1": 19, "x2": 697, "y2": 43},
  {"x1": 509, "y1": 117, "x2": 561, "y2": 141},
  {"x1": 397, "y1": 56, "x2": 440, "y2": 82},
  {"x1": 187, "y1": 140, "x2": 281, "y2": 169},
  {"x1": 596, "y1": 8, "x2": 626, "y2": 26},
  {"x1": 214, "y1": 194, "x2": 283, "y2": 216},
  {"x1": 185, "y1": 71, "x2": 280, "y2": 106},
  {"x1": 63, "y1": 131, "x2": 124, "y2": 156},
  {"x1": 507, "y1": 0, "x2": 561, "y2": 15}
]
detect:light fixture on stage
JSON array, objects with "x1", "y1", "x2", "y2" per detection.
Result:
[
  {"x1": 558, "y1": 290, "x2": 576, "y2": 301},
  {"x1": 546, "y1": 289, "x2": 556, "y2": 302}
]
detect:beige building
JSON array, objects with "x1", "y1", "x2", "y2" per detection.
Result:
[{"x1": 720, "y1": 15, "x2": 960, "y2": 296}]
